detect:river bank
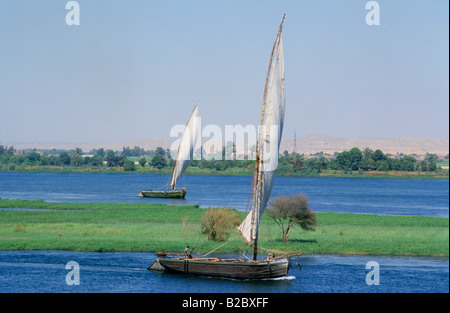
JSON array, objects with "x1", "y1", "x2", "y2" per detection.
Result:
[
  {"x1": 1, "y1": 164, "x2": 448, "y2": 180},
  {"x1": 0, "y1": 199, "x2": 448, "y2": 257}
]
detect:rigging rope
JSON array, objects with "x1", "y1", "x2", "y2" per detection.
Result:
[{"x1": 203, "y1": 234, "x2": 240, "y2": 257}]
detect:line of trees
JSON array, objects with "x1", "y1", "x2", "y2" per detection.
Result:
[
  {"x1": 277, "y1": 148, "x2": 444, "y2": 174},
  {"x1": 0, "y1": 144, "x2": 447, "y2": 174}
]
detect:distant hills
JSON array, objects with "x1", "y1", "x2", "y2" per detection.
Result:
[
  {"x1": 6, "y1": 135, "x2": 449, "y2": 157},
  {"x1": 280, "y1": 135, "x2": 449, "y2": 157}
]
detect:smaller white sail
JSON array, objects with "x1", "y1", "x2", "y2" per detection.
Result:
[
  {"x1": 170, "y1": 105, "x2": 199, "y2": 189},
  {"x1": 238, "y1": 211, "x2": 255, "y2": 245}
]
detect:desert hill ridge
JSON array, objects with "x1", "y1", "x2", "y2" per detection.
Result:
[
  {"x1": 6, "y1": 135, "x2": 449, "y2": 157},
  {"x1": 281, "y1": 135, "x2": 449, "y2": 157}
]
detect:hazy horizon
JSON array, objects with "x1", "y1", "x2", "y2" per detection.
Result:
[
  {"x1": 3, "y1": 133, "x2": 449, "y2": 146},
  {"x1": 1, "y1": 1, "x2": 448, "y2": 144},
  {"x1": 3, "y1": 134, "x2": 449, "y2": 158}
]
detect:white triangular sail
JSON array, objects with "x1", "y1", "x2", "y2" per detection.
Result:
[
  {"x1": 260, "y1": 32, "x2": 285, "y2": 212},
  {"x1": 238, "y1": 17, "x2": 285, "y2": 246},
  {"x1": 170, "y1": 105, "x2": 199, "y2": 189}
]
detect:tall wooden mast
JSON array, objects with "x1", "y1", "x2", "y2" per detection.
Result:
[{"x1": 252, "y1": 14, "x2": 285, "y2": 261}]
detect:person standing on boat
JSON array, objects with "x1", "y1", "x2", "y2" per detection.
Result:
[{"x1": 184, "y1": 245, "x2": 195, "y2": 258}]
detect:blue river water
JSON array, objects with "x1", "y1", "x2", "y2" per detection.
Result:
[
  {"x1": 0, "y1": 250, "x2": 448, "y2": 293},
  {"x1": 0, "y1": 172, "x2": 448, "y2": 217},
  {"x1": 0, "y1": 173, "x2": 448, "y2": 293}
]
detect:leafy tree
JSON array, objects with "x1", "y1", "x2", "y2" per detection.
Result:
[
  {"x1": 47, "y1": 155, "x2": 58, "y2": 166},
  {"x1": 429, "y1": 162, "x2": 437, "y2": 172},
  {"x1": 90, "y1": 155, "x2": 104, "y2": 166},
  {"x1": 363, "y1": 147, "x2": 374, "y2": 158},
  {"x1": 400, "y1": 155, "x2": 416, "y2": 171},
  {"x1": 290, "y1": 154, "x2": 306, "y2": 172},
  {"x1": 419, "y1": 160, "x2": 428, "y2": 172},
  {"x1": 70, "y1": 152, "x2": 84, "y2": 166},
  {"x1": 0, "y1": 145, "x2": 15, "y2": 156},
  {"x1": 361, "y1": 157, "x2": 376, "y2": 171},
  {"x1": 336, "y1": 151, "x2": 351, "y2": 170},
  {"x1": 265, "y1": 194, "x2": 317, "y2": 243},
  {"x1": 39, "y1": 155, "x2": 49, "y2": 165},
  {"x1": 198, "y1": 158, "x2": 209, "y2": 169},
  {"x1": 105, "y1": 151, "x2": 126, "y2": 167},
  {"x1": 94, "y1": 148, "x2": 106, "y2": 158},
  {"x1": 426, "y1": 153, "x2": 439, "y2": 163},
  {"x1": 419, "y1": 154, "x2": 438, "y2": 172},
  {"x1": 425, "y1": 153, "x2": 438, "y2": 172},
  {"x1": 328, "y1": 158, "x2": 340, "y2": 170},
  {"x1": 155, "y1": 147, "x2": 166, "y2": 157},
  {"x1": 106, "y1": 151, "x2": 117, "y2": 167},
  {"x1": 334, "y1": 148, "x2": 363, "y2": 171},
  {"x1": 58, "y1": 152, "x2": 71, "y2": 166},
  {"x1": 138, "y1": 157, "x2": 147, "y2": 167},
  {"x1": 150, "y1": 154, "x2": 167, "y2": 169},
  {"x1": 117, "y1": 155, "x2": 127, "y2": 167},
  {"x1": 122, "y1": 146, "x2": 145, "y2": 157},
  {"x1": 373, "y1": 149, "x2": 387, "y2": 162},
  {"x1": 390, "y1": 158, "x2": 402, "y2": 171},
  {"x1": 361, "y1": 148, "x2": 375, "y2": 171},
  {"x1": 167, "y1": 158, "x2": 174, "y2": 168},
  {"x1": 318, "y1": 156, "x2": 329, "y2": 170},
  {"x1": 376, "y1": 160, "x2": 390, "y2": 171},
  {"x1": 214, "y1": 160, "x2": 228, "y2": 171},
  {"x1": 347, "y1": 147, "x2": 363, "y2": 170},
  {"x1": 122, "y1": 146, "x2": 132, "y2": 157},
  {"x1": 27, "y1": 152, "x2": 41, "y2": 165},
  {"x1": 123, "y1": 159, "x2": 136, "y2": 171},
  {"x1": 305, "y1": 158, "x2": 320, "y2": 172}
]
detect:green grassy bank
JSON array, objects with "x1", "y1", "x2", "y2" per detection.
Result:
[
  {"x1": 0, "y1": 199, "x2": 448, "y2": 257},
  {"x1": 2, "y1": 164, "x2": 448, "y2": 179}
]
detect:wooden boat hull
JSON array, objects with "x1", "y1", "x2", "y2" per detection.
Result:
[
  {"x1": 138, "y1": 189, "x2": 186, "y2": 199},
  {"x1": 158, "y1": 257, "x2": 291, "y2": 279}
]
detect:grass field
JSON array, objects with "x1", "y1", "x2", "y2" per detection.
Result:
[
  {"x1": 0, "y1": 199, "x2": 448, "y2": 256},
  {"x1": 2, "y1": 164, "x2": 448, "y2": 179}
]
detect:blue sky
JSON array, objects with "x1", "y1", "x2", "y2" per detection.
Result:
[{"x1": 0, "y1": 0, "x2": 448, "y2": 144}]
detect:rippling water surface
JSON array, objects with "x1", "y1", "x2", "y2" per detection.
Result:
[
  {"x1": 0, "y1": 173, "x2": 448, "y2": 217},
  {"x1": 0, "y1": 250, "x2": 448, "y2": 293}
]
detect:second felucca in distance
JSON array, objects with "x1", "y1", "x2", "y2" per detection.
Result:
[{"x1": 138, "y1": 104, "x2": 199, "y2": 199}]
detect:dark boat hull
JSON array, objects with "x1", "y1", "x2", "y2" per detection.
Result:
[
  {"x1": 138, "y1": 189, "x2": 186, "y2": 199},
  {"x1": 158, "y1": 257, "x2": 291, "y2": 279}
]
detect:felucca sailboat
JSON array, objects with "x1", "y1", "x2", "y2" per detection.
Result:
[
  {"x1": 151, "y1": 15, "x2": 299, "y2": 279},
  {"x1": 138, "y1": 104, "x2": 199, "y2": 199}
]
